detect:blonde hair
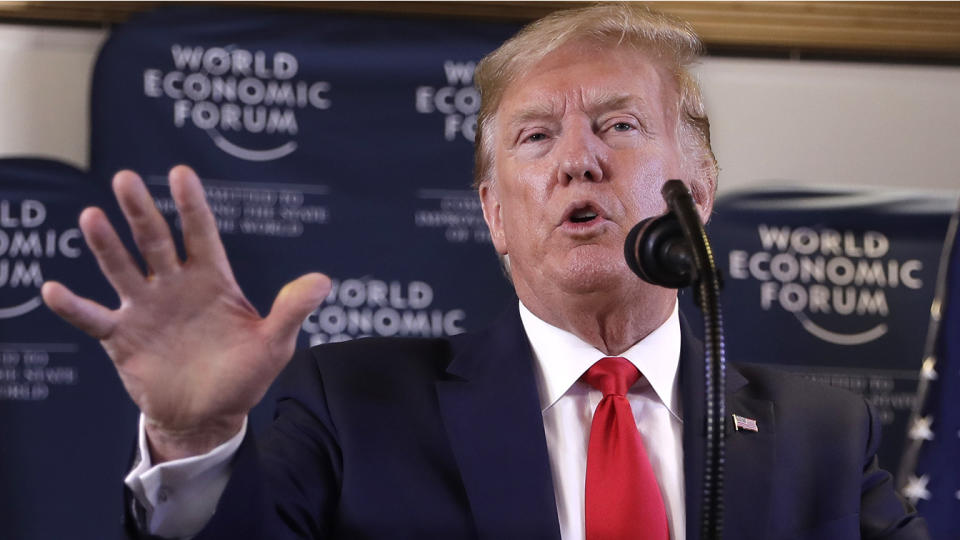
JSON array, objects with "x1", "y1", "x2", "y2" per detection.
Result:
[{"x1": 472, "y1": 3, "x2": 717, "y2": 195}]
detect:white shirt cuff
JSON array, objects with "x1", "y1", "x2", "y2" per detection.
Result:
[{"x1": 124, "y1": 414, "x2": 247, "y2": 539}]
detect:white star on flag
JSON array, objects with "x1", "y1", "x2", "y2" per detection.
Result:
[
  {"x1": 909, "y1": 415, "x2": 935, "y2": 441},
  {"x1": 921, "y1": 357, "x2": 938, "y2": 381},
  {"x1": 902, "y1": 474, "x2": 932, "y2": 504}
]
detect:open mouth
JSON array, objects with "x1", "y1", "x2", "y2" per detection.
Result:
[{"x1": 567, "y1": 205, "x2": 600, "y2": 224}]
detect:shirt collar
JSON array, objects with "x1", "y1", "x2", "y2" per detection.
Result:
[{"x1": 519, "y1": 299, "x2": 682, "y2": 421}]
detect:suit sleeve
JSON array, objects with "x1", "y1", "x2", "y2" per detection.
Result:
[
  {"x1": 192, "y1": 348, "x2": 344, "y2": 540},
  {"x1": 859, "y1": 401, "x2": 929, "y2": 539}
]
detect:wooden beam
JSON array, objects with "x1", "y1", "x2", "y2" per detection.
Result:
[{"x1": 0, "y1": 1, "x2": 957, "y2": 60}]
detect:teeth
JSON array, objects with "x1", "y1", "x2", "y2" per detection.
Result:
[{"x1": 570, "y1": 209, "x2": 598, "y2": 223}]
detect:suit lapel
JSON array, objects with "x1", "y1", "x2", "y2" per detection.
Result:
[
  {"x1": 681, "y1": 327, "x2": 775, "y2": 540},
  {"x1": 723, "y1": 380, "x2": 776, "y2": 540},
  {"x1": 436, "y1": 307, "x2": 777, "y2": 540},
  {"x1": 680, "y1": 327, "x2": 707, "y2": 540},
  {"x1": 435, "y1": 306, "x2": 561, "y2": 540}
]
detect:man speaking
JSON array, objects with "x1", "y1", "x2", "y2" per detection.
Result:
[{"x1": 42, "y1": 4, "x2": 927, "y2": 539}]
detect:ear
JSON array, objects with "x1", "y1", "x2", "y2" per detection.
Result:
[
  {"x1": 689, "y1": 165, "x2": 716, "y2": 224},
  {"x1": 479, "y1": 181, "x2": 508, "y2": 254}
]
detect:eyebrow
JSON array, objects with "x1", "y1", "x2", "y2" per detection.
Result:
[
  {"x1": 588, "y1": 93, "x2": 655, "y2": 134},
  {"x1": 586, "y1": 93, "x2": 649, "y2": 116},
  {"x1": 507, "y1": 100, "x2": 562, "y2": 129},
  {"x1": 506, "y1": 93, "x2": 651, "y2": 129}
]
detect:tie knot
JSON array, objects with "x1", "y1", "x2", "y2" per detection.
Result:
[{"x1": 582, "y1": 357, "x2": 640, "y2": 396}]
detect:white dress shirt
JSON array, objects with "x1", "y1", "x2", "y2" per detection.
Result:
[
  {"x1": 124, "y1": 415, "x2": 246, "y2": 538},
  {"x1": 126, "y1": 301, "x2": 685, "y2": 539},
  {"x1": 520, "y1": 300, "x2": 685, "y2": 540}
]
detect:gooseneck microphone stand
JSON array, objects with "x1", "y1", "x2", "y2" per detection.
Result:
[{"x1": 624, "y1": 179, "x2": 726, "y2": 540}]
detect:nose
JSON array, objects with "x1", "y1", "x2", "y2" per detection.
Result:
[{"x1": 556, "y1": 121, "x2": 605, "y2": 185}]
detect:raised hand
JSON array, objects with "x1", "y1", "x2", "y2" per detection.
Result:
[{"x1": 42, "y1": 165, "x2": 330, "y2": 462}]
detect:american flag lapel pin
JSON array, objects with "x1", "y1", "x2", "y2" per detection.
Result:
[{"x1": 733, "y1": 414, "x2": 759, "y2": 432}]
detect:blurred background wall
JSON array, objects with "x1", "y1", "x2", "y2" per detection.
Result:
[{"x1": 0, "y1": 1, "x2": 958, "y2": 193}]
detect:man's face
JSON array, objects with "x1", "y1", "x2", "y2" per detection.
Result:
[{"x1": 480, "y1": 41, "x2": 710, "y2": 304}]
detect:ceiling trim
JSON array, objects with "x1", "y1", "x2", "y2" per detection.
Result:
[{"x1": 0, "y1": 1, "x2": 957, "y2": 61}]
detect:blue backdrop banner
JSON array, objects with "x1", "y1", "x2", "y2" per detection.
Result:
[
  {"x1": 682, "y1": 187, "x2": 958, "y2": 469},
  {"x1": 88, "y1": 9, "x2": 526, "y2": 538},
  {"x1": 89, "y1": 6, "x2": 522, "y2": 346},
  {"x1": 0, "y1": 159, "x2": 138, "y2": 540}
]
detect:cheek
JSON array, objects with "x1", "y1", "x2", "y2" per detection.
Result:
[
  {"x1": 495, "y1": 169, "x2": 552, "y2": 250},
  {"x1": 504, "y1": 165, "x2": 550, "y2": 213},
  {"x1": 620, "y1": 154, "x2": 674, "y2": 217}
]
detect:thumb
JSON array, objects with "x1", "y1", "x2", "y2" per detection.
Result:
[{"x1": 263, "y1": 272, "x2": 331, "y2": 353}]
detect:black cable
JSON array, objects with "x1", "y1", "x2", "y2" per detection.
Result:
[{"x1": 625, "y1": 179, "x2": 726, "y2": 539}]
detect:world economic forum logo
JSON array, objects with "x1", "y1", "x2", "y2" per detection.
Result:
[
  {"x1": 415, "y1": 60, "x2": 479, "y2": 142},
  {"x1": 0, "y1": 200, "x2": 82, "y2": 320},
  {"x1": 143, "y1": 44, "x2": 332, "y2": 162},
  {"x1": 728, "y1": 224, "x2": 923, "y2": 345},
  {"x1": 302, "y1": 277, "x2": 466, "y2": 346}
]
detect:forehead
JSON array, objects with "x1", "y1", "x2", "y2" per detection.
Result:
[{"x1": 496, "y1": 41, "x2": 676, "y2": 123}]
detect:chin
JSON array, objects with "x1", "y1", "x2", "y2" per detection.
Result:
[{"x1": 554, "y1": 251, "x2": 631, "y2": 294}]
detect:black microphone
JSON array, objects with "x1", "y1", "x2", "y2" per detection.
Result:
[
  {"x1": 624, "y1": 179, "x2": 703, "y2": 288},
  {"x1": 623, "y1": 212, "x2": 694, "y2": 288},
  {"x1": 623, "y1": 179, "x2": 726, "y2": 540}
]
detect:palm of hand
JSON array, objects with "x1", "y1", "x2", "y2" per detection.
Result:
[
  {"x1": 107, "y1": 266, "x2": 269, "y2": 430},
  {"x1": 42, "y1": 166, "x2": 329, "y2": 459}
]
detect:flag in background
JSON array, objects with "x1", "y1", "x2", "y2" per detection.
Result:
[{"x1": 898, "y1": 201, "x2": 960, "y2": 538}]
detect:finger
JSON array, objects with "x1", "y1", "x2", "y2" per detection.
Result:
[
  {"x1": 168, "y1": 165, "x2": 228, "y2": 265},
  {"x1": 263, "y1": 273, "x2": 332, "y2": 358},
  {"x1": 41, "y1": 281, "x2": 117, "y2": 340},
  {"x1": 79, "y1": 207, "x2": 144, "y2": 297},
  {"x1": 113, "y1": 170, "x2": 180, "y2": 275}
]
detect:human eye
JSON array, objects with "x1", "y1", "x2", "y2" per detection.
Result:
[
  {"x1": 598, "y1": 115, "x2": 644, "y2": 147},
  {"x1": 519, "y1": 130, "x2": 549, "y2": 144},
  {"x1": 602, "y1": 116, "x2": 638, "y2": 133}
]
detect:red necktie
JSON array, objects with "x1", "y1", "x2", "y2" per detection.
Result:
[{"x1": 582, "y1": 357, "x2": 669, "y2": 540}]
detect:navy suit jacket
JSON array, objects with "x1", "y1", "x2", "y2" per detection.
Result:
[{"x1": 127, "y1": 306, "x2": 927, "y2": 539}]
